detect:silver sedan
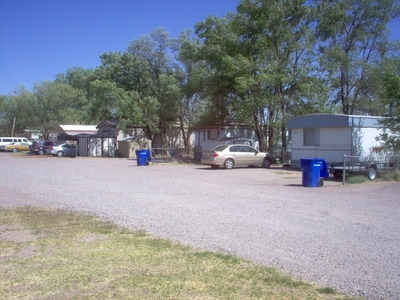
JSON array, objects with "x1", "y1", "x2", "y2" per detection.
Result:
[{"x1": 201, "y1": 144, "x2": 274, "y2": 169}]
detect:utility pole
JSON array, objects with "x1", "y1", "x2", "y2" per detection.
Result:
[{"x1": 11, "y1": 117, "x2": 16, "y2": 137}]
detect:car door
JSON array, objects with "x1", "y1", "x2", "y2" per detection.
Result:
[
  {"x1": 242, "y1": 145, "x2": 260, "y2": 165},
  {"x1": 228, "y1": 145, "x2": 242, "y2": 164},
  {"x1": 65, "y1": 144, "x2": 77, "y2": 156}
]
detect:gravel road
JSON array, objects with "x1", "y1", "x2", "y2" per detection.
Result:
[{"x1": 1, "y1": 154, "x2": 399, "y2": 299}]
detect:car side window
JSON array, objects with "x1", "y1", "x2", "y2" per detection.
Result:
[
  {"x1": 243, "y1": 146, "x2": 256, "y2": 154},
  {"x1": 230, "y1": 146, "x2": 240, "y2": 152}
]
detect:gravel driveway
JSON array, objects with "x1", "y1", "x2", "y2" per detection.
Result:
[{"x1": 1, "y1": 154, "x2": 399, "y2": 299}]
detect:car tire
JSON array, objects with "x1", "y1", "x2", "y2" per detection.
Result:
[
  {"x1": 12, "y1": 148, "x2": 18, "y2": 153},
  {"x1": 38, "y1": 149, "x2": 44, "y2": 155},
  {"x1": 57, "y1": 151, "x2": 64, "y2": 157},
  {"x1": 262, "y1": 158, "x2": 272, "y2": 168},
  {"x1": 223, "y1": 158, "x2": 234, "y2": 169},
  {"x1": 367, "y1": 167, "x2": 377, "y2": 180}
]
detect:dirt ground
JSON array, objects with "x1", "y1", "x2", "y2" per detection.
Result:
[{"x1": 1, "y1": 154, "x2": 400, "y2": 299}]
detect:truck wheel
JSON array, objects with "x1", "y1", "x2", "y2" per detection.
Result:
[
  {"x1": 367, "y1": 168, "x2": 377, "y2": 180},
  {"x1": 38, "y1": 149, "x2": 44, "y2": 155}
]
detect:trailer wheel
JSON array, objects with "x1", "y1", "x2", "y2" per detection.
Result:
[{"x1": 367, "y1": 167, "x2": 377, "y2": 180}]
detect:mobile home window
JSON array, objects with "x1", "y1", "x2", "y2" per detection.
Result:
[
  {"x1": 304, "y1": 128, "x2": 320, "y2": 146},
  {"x1": 207, "y1": 130, "x2": 219, "y2": 140}
]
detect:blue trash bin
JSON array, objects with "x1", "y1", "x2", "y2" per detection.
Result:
[
  {"x1": 300, "y1": 158, "x2": 329, "y2": 187},
  {"x1": 135, "y1": 149, "x2": 151, "y2": 166}
]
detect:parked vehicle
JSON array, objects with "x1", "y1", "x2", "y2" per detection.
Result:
[
  {"x1": 0, "y1": 137, "x2": 31, "y2": 151},
  {"x1": 4, "y1": 142, "x2": 30, "y2": 152},
  {"x1": 30, "y1": 140, "x2": 55, "y2": 155},
  {"x1": 330, "y1": 155, "x2": 400, "y2": 180},
  {"x1": 201, "y1": 144, "x2": 274, "y2": 169},
  {"x1": 48, "y1": 143, "x2": 77, "y2": 157}
]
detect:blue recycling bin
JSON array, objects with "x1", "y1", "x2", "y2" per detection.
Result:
[
  {"x1": 135, "y1": 149, "x2": 151, "y2": 166},
  {"x1": 300, "y1": 158, "x2": 329, "y2": 187}
]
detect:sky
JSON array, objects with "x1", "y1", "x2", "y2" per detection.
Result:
[{"x1": 0, "y1": 0, "x2": 399, "y2": 96}]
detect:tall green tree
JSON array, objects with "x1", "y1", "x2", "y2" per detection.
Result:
[
  {"x1": 377, "y1": 56, "x2": 400, "y2": 153},
  {"x1": 233, "y1": 0, "x2": 324, "y2": 152},
  {"x1": 55, "y1": 67, "x2": 94, "y2": 123},
  {"x1": 127, "y1": 28, "x2": 182, "y2": 147},
  {"x1": 29, "y1": 81, "x2": 83, "y2": 139},
  {"x1": 195, "y1": 0, "x2": 325, "y2": 153},
  {"x1": 316, "y1": 0, "x2": 400, "y2": 115},
  {"x1": 175, "y1": 30, "x2": 210, "y2": 148},
  {"x1": 0, "y1": 87, "x2": 35, "y2": 136}
]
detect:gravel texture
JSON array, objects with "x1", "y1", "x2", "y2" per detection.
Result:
[{"x1": 1, "y1": 154, "x2": 400, "y2": 299}]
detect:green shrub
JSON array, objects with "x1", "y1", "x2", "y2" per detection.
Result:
[{"x1": 381, "y1": 169, "x2": 400, "y2": 181}]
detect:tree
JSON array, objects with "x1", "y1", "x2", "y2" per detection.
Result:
[
  {"x1": 29, "y1": 81, "x2": 83, "y2": 139},
  {"x1": 377, "y1": 56, "x2": 400, "y2": 153},
  {"x1": 315, "y1": 0, "x2": 400, "y2": 115},
  {"x1": 175, "y1": 30, "x2": 210, "y2": 148},
  {"x1": 127, "y1": 28, "x2": 182, "y2": 147},
  {"x1": 0, "y1": 87, "x2": 35, "y2": 136},
  {"x1": 195, "y1": 0, "x2": 324, "y2": 154}
]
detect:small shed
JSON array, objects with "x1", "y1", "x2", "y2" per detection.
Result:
[
  {"x1": 57, "y1": 125, "x2": 98, "y2": 140},
  {"x1": 57, "y1": 123, "x2": 119, "y2": 157},
  {"x1": 287, "y1": 114, "x2": 386, "y2": 168},
  {"x1": 117, "y1": 136, "x2": 152, "y2": 158}
]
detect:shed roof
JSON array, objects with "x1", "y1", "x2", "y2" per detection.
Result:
[
  {"x1": 287, "y1": 114, "x2": 384, "y2": 129},
  {"x1": 57, "y1": 125, "x2": 98, "y2": 136}
]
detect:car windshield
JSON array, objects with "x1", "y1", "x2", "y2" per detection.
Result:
[{"x1": 213, "y1": 145, "x2": 229, "y2": 152}]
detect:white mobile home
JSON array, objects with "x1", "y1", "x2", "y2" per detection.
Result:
[{"x1": 287, "y1": 114, "x2": 387, "y2": 168}]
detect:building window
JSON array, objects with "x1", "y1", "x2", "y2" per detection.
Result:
[
  {"x1": 304, "y1": 128, "x2": 320, "y2": 146},
  {"x1": 207, "y1": 130, "x2": 219, "y2": 140}
]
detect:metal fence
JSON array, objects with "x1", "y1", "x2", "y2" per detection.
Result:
[{"x1": 151, "y1": 148, "x2": 191, "y2": 163}]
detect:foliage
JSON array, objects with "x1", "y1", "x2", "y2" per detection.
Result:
[
  {"x1": 29, "y1": 81, "x2": 85, "y2": 139},
  {"x1": 194, "y1": 0, "x2": 330, "y2": 152},
  {"x1": 0, "y1": 0, "x2": 398, "y2": 148},
  {"x1": 315, "y1": 0, "x2": 400, "y2": 115},
  {"x1": 0, "y1": 87, "x2": 34, "y2": 136}
]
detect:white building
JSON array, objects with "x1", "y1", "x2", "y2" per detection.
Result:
[{"x1": 287, "y1": 114, "x2": 387, "y2": 168}]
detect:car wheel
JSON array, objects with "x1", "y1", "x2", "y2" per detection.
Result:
[
  {"x1": 367, "y1": 167, "x2": 377, "y2": 180},
  {"x1": 223, "y1": 158, "x2": 234, "y2": 169},
  {"x1": 262, "y1": 158, "x2": 272, "y2": 168},
  {"x1": 12, "y1": 148, "x2": 18, "y2": 152},
  {"x1": 57, "y1": 151, "x2": 64, "y2": 157},
  {"x1": 38, "y1": 149, "x2": 44, "y2": 155}
]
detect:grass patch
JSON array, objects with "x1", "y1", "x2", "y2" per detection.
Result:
[
  {"x1": 0, "y1": 206, "x2": 360, "y2": 299},
  {"x1": 345, "y1": 175, "x2": 368, "y2": 184},
  {"x1": 380, "y1": 169, "x2": 400, "y2": 181}
]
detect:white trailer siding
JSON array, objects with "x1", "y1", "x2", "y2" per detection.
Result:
[
  {"x1": 288, "y1": 114, "x2": 385, "y2": 168},
  {"x1": 290, "y1": 127, "x2": 352, "y2": 168}
]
